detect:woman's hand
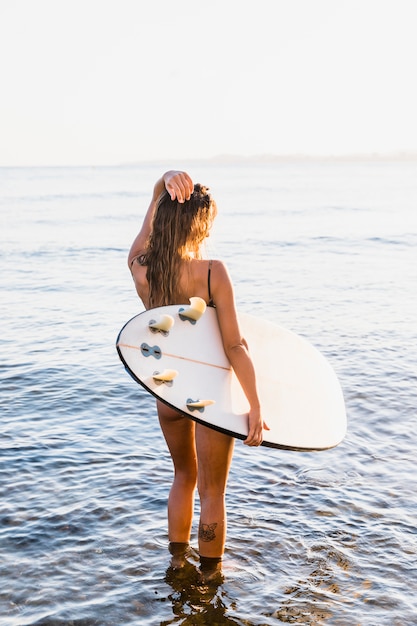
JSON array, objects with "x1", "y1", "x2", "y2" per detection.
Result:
[
  {"x1": 163, "y1": 171, "x2": 194, "y2": 203},
  {"x1": 128, "y1": 170, "x2": 194, "y2": 269},
  {"x1": 244, "y1": 407, "x2": 270, "y2": 447}
]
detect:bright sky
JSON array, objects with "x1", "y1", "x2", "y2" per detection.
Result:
[{"x1": 1, "y1": 0, "x2": 416, "y2": 166}]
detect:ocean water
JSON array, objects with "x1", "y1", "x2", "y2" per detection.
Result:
[{"x1": 1, "y1": 159, "x2": 417, "y2": 625}]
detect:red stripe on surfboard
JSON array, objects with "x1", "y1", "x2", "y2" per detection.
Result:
[{"x1": 116, "y1": 342, "x2": 232, "y2": 372}]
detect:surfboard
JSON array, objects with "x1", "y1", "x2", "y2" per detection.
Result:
[{"x1": 116, "y1": 298, "x2": 347, "y2": 451}]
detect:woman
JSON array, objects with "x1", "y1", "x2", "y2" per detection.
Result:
[{"x1": 128, "y1": 170, "x2": 267, "y2": 576}]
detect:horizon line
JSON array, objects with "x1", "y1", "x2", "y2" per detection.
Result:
[{"x1": 1, "y1": 151, "x2": 417, "y2": 168}]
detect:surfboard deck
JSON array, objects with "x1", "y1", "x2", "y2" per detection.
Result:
[{"x1": 116, "y1": 304, "x2": 347, "y2": 451}]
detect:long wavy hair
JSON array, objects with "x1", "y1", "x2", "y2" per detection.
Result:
[{"x1": 143, "y1": 183, "x2": 217, "y2": 307}]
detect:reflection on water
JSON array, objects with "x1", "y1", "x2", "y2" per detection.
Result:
[{"x1": 162, "y1": 553, "x2": 236, "y2": 626}]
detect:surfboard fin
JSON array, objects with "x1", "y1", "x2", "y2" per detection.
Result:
[
  {"x1": 151, "y1": 369, "x2": 178, "y2": 386},
  {"x1": 148, "y1": 314, "x2": 175, "y2": 335},
  {"x1": 186, "y1": 398, "x2": 215, "y2": 413},
  {"x1": 179, "y1": 297, "x2": 207, "y2": 323}
]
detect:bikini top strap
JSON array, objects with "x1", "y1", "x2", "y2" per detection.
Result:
[{"x1": 207, "y1": 260, "x2": 215, "y2": 307}]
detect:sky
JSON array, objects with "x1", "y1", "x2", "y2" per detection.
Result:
[{"x1": 1, "y1": 0, "x2": 416, "y2": 166}]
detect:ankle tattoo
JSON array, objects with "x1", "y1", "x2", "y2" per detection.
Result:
[{"x1": 199, "y1": 522, "x2": 218, "y2": 542}]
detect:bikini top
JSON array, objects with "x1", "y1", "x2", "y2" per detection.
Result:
[{"x1": 207, "y1": 260, "x2": 215, "y2": 307}]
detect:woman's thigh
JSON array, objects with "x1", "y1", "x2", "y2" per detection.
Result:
[{"x1": 157, "y1": 400, "x2": 197, "y2": 474}]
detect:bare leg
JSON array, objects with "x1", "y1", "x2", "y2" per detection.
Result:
[
  {"x1": 195, "y1": 424, "x2": 235, "y2": 559},
  {"x1": 157, "y1": 401, "x2": 198, "y2": 543}
]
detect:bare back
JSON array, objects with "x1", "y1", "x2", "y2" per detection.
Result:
[{"x1": 130, "y1": 257, "x2": 216, "y2": 310}]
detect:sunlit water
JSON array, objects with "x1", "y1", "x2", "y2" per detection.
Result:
[{"x1": 1, "y1": 160, "x2": 417, "y2": 625}]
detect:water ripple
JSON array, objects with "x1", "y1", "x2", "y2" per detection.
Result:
[{"x1": 1, "y1": 162, "x2": 417, "y2": 625}]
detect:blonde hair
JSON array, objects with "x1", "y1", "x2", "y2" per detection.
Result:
[{"x1": 143, "y1": 183, "x2": 216, "y2": 307}]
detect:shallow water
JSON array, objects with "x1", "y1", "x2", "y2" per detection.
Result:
[{"x1": 1, "y1": 160, "x2": 417, "y2": 625}]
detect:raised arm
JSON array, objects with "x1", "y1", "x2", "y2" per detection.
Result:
[{"x1": 127, "y1": 170, "x2": 194, "y2": 268}]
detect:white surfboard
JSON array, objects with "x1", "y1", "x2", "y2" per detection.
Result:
[{"x1": 116, "y1": 300, "x2": 346, "y2": 451}]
